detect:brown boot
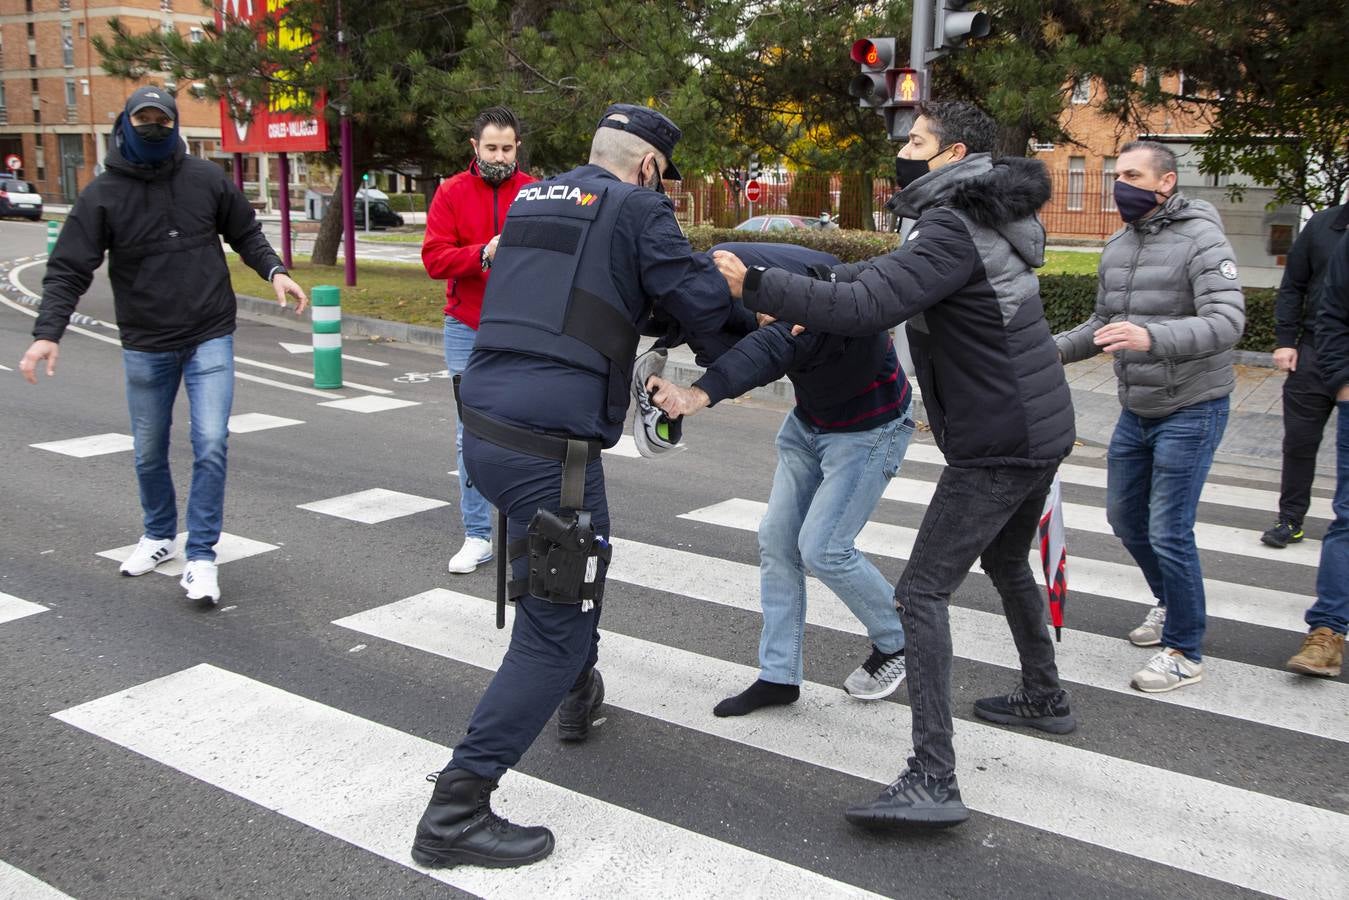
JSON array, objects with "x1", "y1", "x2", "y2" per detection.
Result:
[{"x1": 1286, "y1": 627, "x2": 1344, "y2": 677}]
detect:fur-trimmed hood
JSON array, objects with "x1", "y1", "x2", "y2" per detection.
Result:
[{"x1": 892, "y1": 153, "x2": 1051, "y2": 268}]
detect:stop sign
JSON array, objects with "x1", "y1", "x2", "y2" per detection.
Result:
[{"x1": 745, "y1": 179, "x2": 762, "y2": 203}]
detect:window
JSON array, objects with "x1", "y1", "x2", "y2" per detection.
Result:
[
  {"x1": 78, "y1": 22, "x2": 85, "y2": 39},
  {"x1": 36, "y1": 144, "x2": 45, "y2": 181},
  {"x1": 1071, "y1": 76, "x2": 1090, "y2": 105},
  {"x1": 1067, "y1": 156, "x2": 1086, "y2": 211},
  {"x1": 1177, "y1": 71, "x2": 1192, "y2": 97},
  {"x1": 60, "y1": 0, "x2": 70, "y2": 9},
  {"x1": 25, "y1": 0, "x2": 34, "y2": 11},
  {"x1": 62, "y1": 25, "x2": 74, "y2": 66},
  {"x1": 65, "y1": 78, "x2": 76, "y2": 107},
  {"x1": 0, "y1": 81, "x2": 6, "y2": 110},
  {"x1": 1102, "y1": 157, "x2": 1117, "y2": 211},
  {"x1": 30, "y1": 53, "x2": 38, "y2": 69},
  {"x1": 30, "y1": 77, "x2": 39, "y2": 92},
  {"x1": 189, "y1": 27, "x2": 205, "y2": 44},
  {"x1": 1268, "y1": 224, "x2": 1294, "y2": 257},
  {"x1": 27, "y1": 23, "x2": 36, "y2": 39}
]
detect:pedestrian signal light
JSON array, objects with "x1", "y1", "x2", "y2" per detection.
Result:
[{"x1": 887, "y1": 68, "x2": 926, "y2": 107}]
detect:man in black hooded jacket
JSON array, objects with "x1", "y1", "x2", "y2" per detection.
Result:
[
  {"x1": 716, "y1": 102, "x2": 1076, "y2": 829},
  {"x1": 19, "y1": 86, "x2": 306, "y2": 606}
]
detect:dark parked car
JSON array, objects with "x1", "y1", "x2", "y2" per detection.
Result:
[
  {"x1": 0, "y1": 177, "x2": 43, "y2": 221},
  {"x1": 353, "y1": 198, "x2": 404, "y2": 229}
]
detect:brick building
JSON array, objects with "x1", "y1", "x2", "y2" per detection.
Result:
[
  {"x1": 0, "y1": 0, "x2": 221, "y2": 203},
  {"x1": 1033, "y1": 71, "x2": 1299, "y2": 286}
]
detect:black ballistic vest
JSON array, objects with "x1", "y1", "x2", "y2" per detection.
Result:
[{"x1": 475, "y1": 171, "x2": 644, "y2": 424}]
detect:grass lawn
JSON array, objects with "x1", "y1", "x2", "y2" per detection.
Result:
[
  {"x1": 1042, "y1": 249, "x2": 1101, "y2": 276},
  {"x1": 358, "y1": 230, "x2": 426, "y2": 244},
  {"x1": 227, "y1": 257, "x2": 445, "y2": 328}
]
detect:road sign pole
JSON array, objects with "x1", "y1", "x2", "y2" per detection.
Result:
[
  {"x1": 46, "y1": 221, "x2": 59, "y2": 254},
  {"x1": 311, "y1": 284, "x2": 343, "y2": 389}
]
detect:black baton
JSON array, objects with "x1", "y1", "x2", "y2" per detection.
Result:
[{"x1": 495, "y1": 509, "x2": 507, "y2": 629}]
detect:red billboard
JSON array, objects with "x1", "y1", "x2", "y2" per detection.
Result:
[{"x1": 216, "y1": 0, "x2": 328, "y2": 153}]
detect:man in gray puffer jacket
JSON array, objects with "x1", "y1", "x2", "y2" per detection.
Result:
[{"x1": 1057, "y1": 140, "x2": 1245, "y2": 694}]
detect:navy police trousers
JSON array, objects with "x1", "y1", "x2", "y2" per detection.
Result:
[{"x1": 449, "y1": 430, "x2": 609, "y2": 780}]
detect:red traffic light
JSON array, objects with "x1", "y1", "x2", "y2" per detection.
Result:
[{"x1": 850, "y1": 38, "x2": 895, "y2": 72}]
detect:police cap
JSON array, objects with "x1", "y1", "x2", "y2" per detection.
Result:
[{"x1": 597, "y1": 103, "x2": 682, "y2": 181}]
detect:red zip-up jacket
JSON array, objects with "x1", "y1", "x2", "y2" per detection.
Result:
[{"x1": 422, "y1": 159, "x2": 535, "y2": 329}]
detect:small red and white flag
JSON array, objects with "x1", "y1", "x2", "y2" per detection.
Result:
[{"x1": 1038, "y1": 473, "x2": 1068, "y2": 641}]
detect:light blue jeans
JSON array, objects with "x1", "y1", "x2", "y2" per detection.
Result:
[
  {"x1": 122, "y1": 334, "x2": 234, "y2": 562},
  {"x1": 758, "y1": 411, "x2": 915, "y2": 684},
  {"x1": 444, "y1": 316, "x2": 492, "y2": 540}
]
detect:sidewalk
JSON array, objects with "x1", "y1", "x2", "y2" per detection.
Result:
[{"x1": 237, "y1": 294, "x2": 1337, "y2": 479}]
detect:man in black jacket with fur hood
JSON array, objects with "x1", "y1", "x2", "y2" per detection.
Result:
[{"x1": 716, "y1": 102, "x2": 1076, "y2": 829}]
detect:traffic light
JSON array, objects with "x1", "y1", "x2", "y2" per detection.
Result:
[
  {"x1": 887, "y1": 67, "x2": 925, "y2": 107},
  {"x1": 849, "y1": 38, "x2": 896, "y2": 107},
  {"x1": 933, "y1": 1, "x2": 990, "y2": 52},
  {"x1": 748, "y1": 154, "x2": 762, "y2": 182}
]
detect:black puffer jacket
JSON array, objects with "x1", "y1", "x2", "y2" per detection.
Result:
[
  {"x1": 742, "y1": 154, "x2": 1074, "y2": 468},
  {"x1": 34, "y1": 122, "x2": 282, "y2": 352}
]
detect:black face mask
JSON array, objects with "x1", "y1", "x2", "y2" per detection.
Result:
[
  {"x1": 894, "y1": 145, "x2": 953, "y2": 189},
  {"x1": 643, "y1": 158, "x2": 666, "y2": 194},
  {"x1": 134, "y1": 123, "x2": 174, "y2": 143}
]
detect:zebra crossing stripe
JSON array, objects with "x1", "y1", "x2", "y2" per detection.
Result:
[
  {"x1": 0, "y1": 592, "x2": 48, "y2": 626},
  {"x1": 605, "y1": 538, "x2": 1349, "y2": 743},
  {"x1": 334, "y1": 590, "x2": 1348, "y2": 900},
  {"x1": 900, "y1": 442, "x2": 1337, "y2": 522},
  {"x1": 52, "y1": 664, "x2": 884, "y2": 899},
  {"x1": 881, "y1": 478, "x2": 1323, "y2": 567},
  {"x1": 0, "y1": 860, "x2": 72, "y2": 899},
  {"x1": 681, "y1": 498, "x2": 1312, "y2": 633}
]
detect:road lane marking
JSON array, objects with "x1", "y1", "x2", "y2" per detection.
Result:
[
  {"x1": 53, "y1": 664, "x2": 884, "y2": 899},
  {"x1": 0, "y1": 592, "x2": 49, "y2": 626},
  {"x1": 30, "y1": 432, "x2": 134, "y2": 457},
  {"x1": 682, "y1": 498, "x2": 1313, "y2": 633},
  {"x1": 298, "y1": 489, "x2": 448, "y2": 524},
  {"x1": 335, "y1": 590, "x2": 1349, "y2": 900}
]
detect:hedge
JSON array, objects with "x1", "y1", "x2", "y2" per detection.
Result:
[{"x1": 686, "y1": 227, "x2": 1277, "y2": 353}]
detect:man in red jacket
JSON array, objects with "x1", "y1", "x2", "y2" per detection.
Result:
[{"x1": 423, "y1": 106, "x2": 535, "y2": 574}]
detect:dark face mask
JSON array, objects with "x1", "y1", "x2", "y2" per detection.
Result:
[
  {"x1": 894, "y1": 145, "x2": 953, "y2": 189},
  {"x1": 1114, "y1": 179, "x2": 1168, "y2": 223},
  {"x1": 476, "y1": 157, "x2": 517, "y2": 186},
  {"x1": 134, "y1": 123, "x2": 173, "y2": 143},
  {"x1": 643, "y1": 157, "x2": 666, "y2": 194}
]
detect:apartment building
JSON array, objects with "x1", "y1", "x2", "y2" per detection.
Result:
[{"x1": 0, "y1": 0, "x2": 221, "y2": 203}]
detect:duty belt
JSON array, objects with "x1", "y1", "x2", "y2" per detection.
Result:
[{"x1": 453, "y1": 375, "x2": 603, "y2": 627}]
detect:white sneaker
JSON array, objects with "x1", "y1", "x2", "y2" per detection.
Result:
[
  {"x1": 447, "y1": 536, "x2": 494, "y2": 574},
  {"x1": 180, "y1": 560, "x2": 221, "y2": 604},
  {"x1": 1131, "y1": 649, "x2": 1203, "y2": 693},
  {"x1": 120, "y1": 535, "x2": 177, "y2": 576},
  {"x1": 1128, "y1": 605, "x2": 1166, "y2": 647}
]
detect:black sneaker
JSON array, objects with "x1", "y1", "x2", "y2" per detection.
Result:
[
  {"x1": 1261, "y1": 520, "x2": 1304, "y2": 548},
  {"x1": 845, "y1": 759, "x2": 969, "y2": 829},
  {"x1": 973, "y1": 687, "x2": 1077, "y2": 734}
]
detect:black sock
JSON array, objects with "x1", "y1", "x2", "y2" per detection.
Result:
[{"x1": 713, "y1": 679, "x2": 800, "y2": 718}]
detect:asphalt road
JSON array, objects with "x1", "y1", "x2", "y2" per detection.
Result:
[{"x1": 0, "y1": 216, "x2": 1345, "y2": 900}]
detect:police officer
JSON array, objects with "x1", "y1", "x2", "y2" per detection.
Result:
[{"x1": 411, "y1": 104, "x2": 732, "y2": 869}]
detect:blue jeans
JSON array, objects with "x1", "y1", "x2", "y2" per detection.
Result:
[
  {"x1": 1306, "y1": 401, "x2": 1349, "y2": 634},
  {"x1": 444, "y1": 316, "x2": 492, "y2": 540},
  {"x1": 1106, "y1": 396, "x2": 1229, "y2": 661},
  {"x1": 122, "y1": 334, "x2": 234, "y2": 562},
  {"x1": 757, "y1": 412, "x2": 914, "y2": 684}
]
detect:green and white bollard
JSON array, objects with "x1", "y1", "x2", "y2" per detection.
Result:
[
  {"x1": 311, "y1": 284, "x2": 343, "y2": 389},
  {"x1": 46, "y1": 221, "x2": 59, "y2": 254}
]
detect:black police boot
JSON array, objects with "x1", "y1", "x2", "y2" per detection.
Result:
[
  {"x1": 557, "y1": 668, "x2": 605, "y2": 742},
  {"x1": 410, "y1": 768, "x2": 555, "y2": 869}
]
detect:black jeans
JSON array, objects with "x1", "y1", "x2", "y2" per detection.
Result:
[
  {"x1": 897, "y1": 463, "x2": 1064, "y2": 780},
  {"x1": 1280, "y1": 341, "x2": 1338, "y2": 529}
]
